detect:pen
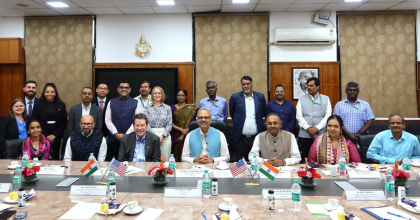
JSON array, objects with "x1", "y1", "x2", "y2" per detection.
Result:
[
  {"x1": 387, "y1": 211, "x2": 410, "y2": 219},
  {"x1": 125, "y1": 170, "x2": 134, "y2": 173}
]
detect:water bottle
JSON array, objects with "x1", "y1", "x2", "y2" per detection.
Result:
[
  {"x1": 330, "y1": 163, "x2": 337, "y2": 178},
  {"x1": 21, "y1": 152, "x2": 29, "y2": 168},
  {"x1": 211, "y1": 178, "x2": 218, "y2": 197},
  {"x1": 109, "y1": 182, "x2": 116, "y2": 201},
  {"x1": 291, "y1": 179, "x2": 301, "y2": 212},
  {"x1": 12, "y1": 167, "x2": 22, "y2": 192},
  {"x1": 339, "y1": 154, "x2": 346, "y2": 178},
  {"x1": 385, "y1": 171, "x2": 395, "y2": 201},
  {"x1": 402, "y1": 155, "x2": 411, "y2": 171},
  {"x1": 107, "y1": 168, "x2": 116, "y2": 191},
  {"x1": 32, "y1": 157, "x2": 38, "y2": 167},
  {"x1": 251, "y1": 155, "x2": 259, "y2": 177},
  {"x1": 18, "y1": 188, "x2": 26, "y2": 208},
  {"x1": 202, "y1": 169, "x2": 211, "y2": 198},
  {"x1": 88, "y1": 153, "x2": 96, "y2": 161},
  {"x1": 169, "y1": 154, "x2": 176, "y2": 172},
  {"x1": 268, "y1": 190, "x2": 275, "y2": 211}
]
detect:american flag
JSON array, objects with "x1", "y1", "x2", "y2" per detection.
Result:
[
  {"x1": 229, "y1": 158, "x2": 247, "y2": 177},
  {"x1": 109, "y1": 158, "x2": 127, "y2": 177}
]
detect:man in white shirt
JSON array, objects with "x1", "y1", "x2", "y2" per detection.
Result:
[
  {"x1": 182, "y1": 108, "x2": 230, "y2": 164},
  {"x1": 64, "y1": 115, "x2": 107, "y2": 162},
  {"x1": 134, "y1": 80, "x2": 152, "y2": 112},
  {"x1": 249, "y1": 113, "x2": 301, "y2": 166}
]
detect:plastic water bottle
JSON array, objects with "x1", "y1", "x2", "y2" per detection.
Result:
[
  {"x1": 12, "y1": 167, "x2": 22, "y2": 192},
  {"x1": 292, "y1": 179, "x2": 301, "y2": 212},
  {"x1": 32, "y1": 157, "x2": 38, "y2": 167},
  {"x1": 21, "y1": 152, "x2": 29, "y2": 168},
  {"x1": 402, "y1": 155, "x2": 411, "y2": 171},
  {"x1": 107, "y1": 168, "x2": 116, "y2": 192},
  {"x1": 330, "y1": 163, "x2": 337, "y2": 178},
  {"x1": 339, "y1": 154, "x2": 346, "y2": 178},
  {"x1": 109, "y1": 182, "x2": 116, "y2": 201},
  {"x1": 385, "y1": 171, "x2": 395, "y2": 201},
  {"x1": 202, "y1": 169, "x2": 211, "y2": 198},
  {"x1": 251, "y1": 155, "x2": 259, "y2": 177},
  {"x1": 169, "y1": 154, "x2": 176, "y2": 172},
  {"x1": 88, "y1": 153, "x2": 96, "y2": 161}
]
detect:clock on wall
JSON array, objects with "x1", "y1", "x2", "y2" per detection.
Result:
[{"x1": 135, "y1": 35, "x2": 152, "y2": 57}]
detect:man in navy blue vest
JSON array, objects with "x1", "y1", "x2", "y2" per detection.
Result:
[
  {"x1": 105, "y1": 80, "x2": 141, "y2": 161},
  {"x1": 181, "y1": 108, "x2": 230, "y2": 164}
]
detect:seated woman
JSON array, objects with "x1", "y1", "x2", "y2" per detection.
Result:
[
  {"x1": 309, "y1": 115, "x2": 361, "y2": 164},
  {"x1": 22, "y1": 120, "x2": 50, "y2": 160}
]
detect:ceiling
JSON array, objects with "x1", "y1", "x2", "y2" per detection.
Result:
[{"x1": 0, "y1": 0, "x2": 419, "y2": 17}]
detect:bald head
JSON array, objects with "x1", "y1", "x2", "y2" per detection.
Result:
[{"x1": 79, "y1": 115, "x2": 95, "y2": 136}]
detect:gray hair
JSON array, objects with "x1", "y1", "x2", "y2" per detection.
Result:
[
  {"x1": 205, "y1": 80, "x2": 218, "y2": 88},
  {"x1": 197, "y1": 107, "x2": 211, "y2": 116},
  {"x1": 346, "y1": 82, "x2": 359, "y2": 90},
  {"x1": 266, "y1": 113, "x2": 282, "y2": 123}
]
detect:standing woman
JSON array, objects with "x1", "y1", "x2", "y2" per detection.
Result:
[
  {"x1": 170, "y1": 89, "x2": 197, "y2": 161},
  {"x1": 145, "y1": 86, "x2": 172, "y2": 160},
  {"x1": 32, "y1": 83, "x2": 67, "y2": 160},
  {"x1": 22, "y1": 120, "x2": 50, "y2": 160},
  {"x1": 0, "y1": 98, "x2": 28, "y2": 158}
]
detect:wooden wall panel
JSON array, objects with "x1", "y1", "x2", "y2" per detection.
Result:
[
  {"x1": 0, "y1": 64, "x2": 26, "y2": 116},
  {"x1": 93, "y1": 63, "x2": 194, "y2": 104}
]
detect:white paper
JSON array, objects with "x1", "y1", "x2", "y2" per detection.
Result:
[
  {"x1": 260, "y1": 171, "x2": 291, "y2": 179},
  {"x1": 278, "y1": 166, "x2": 296, "y2": 171},
  {"x1": 176, "y1": 169, "x2": 204, "y2": 178},
  {"x1": 305, "y1": 203, "x2": 329, "y2": 216},
  {"x1": 229, "y1": 208, "x2": 242, "y2": 220},
  {"x1": 321, "y1": 170, "x2": 331, "y2": 176},
  {"x1": 211, "y1": 169, "x2": 233, "y2": 178},
  {"x1": 69, "y1": 185, "x2": 107, "y2": 196},
  {"x1": 135, "y1": 208, "x2": 164, "y2": 220},
  {"x1": 0, "y1": 183, "x2": 11, "y2": 192},
  {"x1": 59, "y1": 203, "x2": 101, "y2": 220},
  {"x1": 348, "y1": 170, "x2": 381, "y2": 179},
  {"x1": 125, "y1": 165, "x2": 144, "y2": 175},
  {"x1": 346, "y1": 190, "x2": 385, "y2": 201},
  {"x1": 38, "y1": 166, "x2": 66, "y2": 175},
  {"x1": 262, "y1": 188, "x2": 292, "y2": 199},
  {"x1": 363, "y1": 206, "x2": 418, "y2": 220},
  {"x1": 0, "y1": 204, "x2": 13, "y2": 212},
  {"x1": 164, "y1": 187, "x2": 202, "y2": 198}
]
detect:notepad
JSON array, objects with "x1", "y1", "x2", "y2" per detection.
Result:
[
  {"x1": 335, "y1": 181, "x2": 358, "y2": 191},
  {"x1": 361, "y1": 205, "x2": 419, "y2": 220}
]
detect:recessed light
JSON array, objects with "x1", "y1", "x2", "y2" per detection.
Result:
[
  {"x1": 157, "y1": 0, "x2": 175, "y2": 5},
  {"x1": 233, "y1": 0, "x2": 250, "y2": 3},
  {"x1": 46, "y1": 2, "x2": 69, "y2": 8},
  {"x1": 344, "y1": 0, "x2": 362, "y2": 2}
]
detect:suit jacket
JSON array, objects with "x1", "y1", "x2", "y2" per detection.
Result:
[
  {"x1": 31, "y1": 101, "x2": 67, "y2": 138},
  {"x1": 92, "y1": 98, "x2": 109, "y2": 136},
  {"x1": 229, "y1": 91, "x2": 266, "y2": 143},
  {"x1": 0, "y1": 115, "x2": 29, "y2": 158},
  {"x1": 65, "y1": 103, "x2": 103, "y2": 137},
  {"x1": 118, "y1": 131, "x2": 161, "y2": 162}
]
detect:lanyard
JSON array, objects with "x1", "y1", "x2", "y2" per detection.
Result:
[
  {"x1": 140, "y1": 96, "x2": 150, "y2": 108},
  {"x1": 308, "y1": 94, "x2": 322, "y2": 105},
  {"x1": 346, "y1": 101, "x2": 362, "y2": 111},
  {"x1": 210, "y1": 100, "x2": 218, "y2": 107}
]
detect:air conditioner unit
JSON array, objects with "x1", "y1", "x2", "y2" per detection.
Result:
[{"x1": 274, "y1": 28, "x2": 336, "y2": 45}]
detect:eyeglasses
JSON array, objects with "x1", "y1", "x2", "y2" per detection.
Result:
[
  {"x1": 389, "y1": 122, "x2": 403, "y2": 125},
  {"x1": 80, "y1": 123, "x2": 93, "y2": 127},
  {"x1": 118, "y1": 86, "x2": 131, "y2": 90},
  {"x1": 97, "y1": 87, "x2": 108, "y2": 91},
  {"x1": 197, "y1": 116, "x2": 211, "y2": 120}
]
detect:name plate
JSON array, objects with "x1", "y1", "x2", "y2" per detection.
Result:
[
  {"x1": 348, "y1": 171, "x2": 381, "y2": 179},
  {"x1": 345, "y1": 190, "x2": 385, "y2": 201},
  {"x1": 262, "y1": 188, "x2": 292, "y2": 199},
  {"x1": 0, "y1": 183, "x2": 11, "y2": 192},
  {"x1": 176, "y1": 169, "x2": 204, "y2": 178},
  {"x1": 164, "y1": 187, "x2": 202, "y2": 198},
  {"x1": 70, "y1": 185, "x2": 107, "y2": 196},
  {"x1": 38, "y1": 166, "x2": 66, "y2": 175}
]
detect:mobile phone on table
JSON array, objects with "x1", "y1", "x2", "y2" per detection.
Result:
[
  {"x1": 0, "y1": 210, "x2": 16, "y2": 220},
  {"x1": 13, "y1": 212, "x2": 27, "y2": 220},
  {"x1": 308, "y1": 162, "x2": 326, "y2": 169}
]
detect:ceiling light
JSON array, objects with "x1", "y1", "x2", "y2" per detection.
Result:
[
  {"x1": 157, "y1": 0, "x2": 175, "y2": 5},
  {"x1": 46, "y1": 2, "x2": 69, "y2": 8},
  {"x1": 344, "y1": 0, "x2": 362, "y2": 2},
  {"x1": 233, "y1": 0, "x2": 250, "y2": 3}
]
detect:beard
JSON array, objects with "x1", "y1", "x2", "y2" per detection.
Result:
[
  {"x1": 25, "y1": 92, "x2": 36, "y2": 99},
  {"x1": 82, "y1": 129, "x2": 93, "y2": 137}
]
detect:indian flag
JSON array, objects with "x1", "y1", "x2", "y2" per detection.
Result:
[
  {"x1": 259, "y1": 161, "x2": 279, "y2": 181},
  {"x1": 80, "y1": 159, "x2": 99, "y2": 177}
]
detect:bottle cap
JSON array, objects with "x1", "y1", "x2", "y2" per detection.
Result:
[
  {"x1": 268, "y1": 190, "x2": 274, "y2": 194},
  {"x1": 405, "y1": 154, "x2": 408, "y2": 157},
  {"x1": 331, "y1": 163, "x2": 335, "y2": 165},
  {"x1": 204, "y1": 169, "x2": 208, "y2": 173},
  {"x1": 171, "y1": 154, "x2": 174, "y2": 157},
  {"x1": 294, "y1": 179, "x2": 298, "y2": 183},
  {"x1": 90, "y1": 153, "x2": 94, "y2": 156},
  {"x1": 109, "y1": 168, "x2": 114, "y2": 171},
  {"x1": 16, "y1": 166, "x2": 20, "y2": 170},
  {"x1": 212, "y1": 178, "x2": 217, "y2": 181},
  {"x1": 24, "y1": 152, "x2": 27, "y2": 155},
  {"x1": 110, "y1": 182, "x2": 115, "y2": 185},
  {"x1": 18, "y1": 188, "x2": 25, "y2": 191},
  {"x1": 253, "y1": 155, "x2": 256, "y2": 158},
  {"x1": 387, "y1": 171, "x2": 392, "y2": 175}
]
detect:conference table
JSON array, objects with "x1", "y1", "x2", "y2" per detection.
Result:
[{"x1": 0, "y1": 160, "x2": 419, "y2": 220}]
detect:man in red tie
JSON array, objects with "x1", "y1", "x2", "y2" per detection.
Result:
[{"x1": 92, "y1": 81, "x2": 110, "y2": 136}]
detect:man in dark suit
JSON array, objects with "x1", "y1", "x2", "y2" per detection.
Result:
[
  {"x1": 91, "y1": 81, "x2": 110, "y2": 136},
  {"x1": 118, "y1": 113, "x2": 160, "y2": 162},
  {"x1": 23, "y1": 80, "x2": 39, "y2": 117},
  {"x1": 229, "y1": 76, "x2": 266, "y2": 162}
]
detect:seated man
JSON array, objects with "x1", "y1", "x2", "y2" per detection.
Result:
[
  {"x1": 249, "y1": 113, "x2": 301, "y2": 166},
  {"x1": 64, "y1": 115, "x2": 107, "y2": 161},
  {"x1": 118, "y1": 113, "x2": 161, "y2": 162},
  {"x1": 182, "y1": 108, "x2": 230, "y2": 164},
  {"x1": 367, "y1": 114, "x2": 420, "y2": 164}
]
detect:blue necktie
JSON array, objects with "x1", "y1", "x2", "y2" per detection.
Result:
[{"x1": 137, "y1": 137, "x2": 146, "y2": 144}]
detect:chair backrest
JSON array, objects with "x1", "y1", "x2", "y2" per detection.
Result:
[
  {"x1": 367, "y1": 123, "x2": 388, "y2": 135},
  {"x1": 5, "y1": 139, "x2": 24, "y2": 159},
  {"x1": 188, "y1": 121, "x2": 228, "y2": 141},
  {"x1": 357, "y1": 135, "x2": 376, "y2": 161},
  {"x1": 405, "y1": 124, "x2": 420, "y2": 136}
]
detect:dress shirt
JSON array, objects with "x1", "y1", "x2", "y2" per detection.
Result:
[
  {"x1": 63, "y1": 135, "x2": 107, "y2": 162},
  {"x1": 333, "y1": 98, "x2": 375, "y2": 134},
  {"x1": 367, "y1": 130, "x2": 420, "y2": 164},
  {"x1": 144, "y1": 103, "x2": 172, "y2": 137},
  {"x1": 266, "y1": 99, "x2": 296, "y2": 132},
  {"x1": 198, "y1": 95, "x2": 228, "y2": 121},
  {"x1": 105, "y1": 99, "x2": 142, "y2": 135},
  {"x1": 133, "y1": 134, "x2": 146, "y2": 162},
  {"x1": 25, "y1": 98, "x2": 35, "y2": 116},
  {"x1": 181, "y1": 130, "x2": 230, "y2": 163},
  {"x1": 248, "y1": 132, "x2": 301, "y2": 165},
  {"x1": 81, "y1": 103, "x2": 91, "y2": 117},
  {"x1": 242, "y1": 93, "x2": 258, "y2": 135},
  {"x1": 296, "y1": 93, "x2": 332, "y2": 130},
  {"x1": 134, "y1": 94, "x2": 151, "y2": 113}
]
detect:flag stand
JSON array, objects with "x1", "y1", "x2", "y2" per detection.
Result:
[
  {"x1": 98, "y1": 157, "x2": 113, "y2": 184},
  {"x1": 244, "y1": 159, "x2": 261, "y2": 186}
]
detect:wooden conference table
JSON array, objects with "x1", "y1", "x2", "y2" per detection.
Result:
[{"x1": 0, "y1": 160, "x2": 418, "y2": 220}]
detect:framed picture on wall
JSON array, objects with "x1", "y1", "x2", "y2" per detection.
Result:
[{"x1": 292, "y1": 67, "x2": 319, "y2": 100}]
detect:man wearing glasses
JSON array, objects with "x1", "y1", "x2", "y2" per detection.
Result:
[
  {"x1": 367, "y1": 114, "x2": 420, "y2": 164},
  {"x1": 198, "y1": 80, "x2": 228, "y2": 122},
  {"x1": 266, "y1": 84, "x2": 296, "y2": 133},
  {"x1": 105, "y1": 80, "x2": 141, "y2": 161},
  {"x1": 181, "y1": 108, "x2": 230, "y2": 164},
  {"x1": 92, "y1": 81, "x2": 110, "y2": 136},
  {"x1": 63, "y1": 115, "x2": 107, "y2": 161}
]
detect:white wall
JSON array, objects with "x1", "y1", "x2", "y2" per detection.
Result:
[
  {"x1": 0, "y1": 17, "x2": 24, "y2": 38},
  {"x1": 96, "y1": 14, "x2": 193, "y2": 63},
  {"x1": 269, "y1": 12, "x2": 337, "y2": 62}
]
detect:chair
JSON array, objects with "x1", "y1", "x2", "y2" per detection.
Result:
[
  {"x1": 188, "y1": 121, "x2": 228, "y2": 138},
  {"x1": 367, "y1": 123, "x2": 388, "y2": 135},
  {"x1": 5, "y1": 139, "x2": 24, "y2": 159},
  {"x1": 405, "y1": 124, "x2": 420, "y2": 136},
  {"x1": 357, "y1": 135, "x2": 379, "y2": 164}
]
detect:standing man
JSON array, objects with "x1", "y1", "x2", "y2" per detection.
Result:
[
  {"x1": 92, "y1": 81, "x2": 110, "y2": 136},
  {"x1": 334, "y1": 82, "x2": 375, "y2": 139},
  {"x1": 229, "y1": 76, "x2": 266, "y2": 161},
  {"x1": 134, "y1": 81, "x2": 152, "y2": 113},
  {"x1": 105, "y1": 80, "x2": 140, "y2": 161},
  {"x1": 198, "y1": 80, "x2": 228, "y2": 122},
  {"x1": 266, "y1": 84, "x2": 296, "y2": 133},
  {"x1": 23, "y1": 80, "x2": 39, "y2": 117},
  {"x1": 296, "y1": 77, "x2": 331, "y2": 161}
]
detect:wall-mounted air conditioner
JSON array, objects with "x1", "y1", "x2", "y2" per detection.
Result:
[{"x1": 274, "y1": 28, "x2": 336, "y2": 45}]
